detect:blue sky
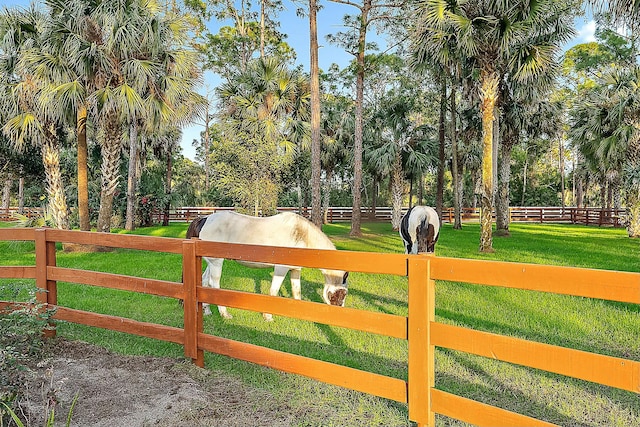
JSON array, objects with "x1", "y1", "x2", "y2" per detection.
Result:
[{"x1": 0, "y1": 0, "x2": 597, "y2": 160}]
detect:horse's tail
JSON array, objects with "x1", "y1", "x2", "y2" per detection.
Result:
[
  {"x1": 181, "y1": 216, "x2": 208, "y2": 305},
  {"x1": 420, "y1": 216, "x2": 428, "y2": 235},
  {"x1": 400, "y1": 206, "x2": 414, "y2": 253},
  {"x1": 186, "y1": 216, "x2": 208, "y2": 239}
]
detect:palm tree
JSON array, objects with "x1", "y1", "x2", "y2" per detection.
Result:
[
  {"x1": 366, "y1": 98, "x2": 410, "y2": 229},
  {"x1": 216, "y1": 57, "x2": 310, "y2": 215},
  {"x1": 590, "y1": 0, "x2": 640, "y2": 24},
  {"x1": 587, "y1": 1, "x2": 640, "y2": 235},
  {"x1": 308, "y1": 0, "x2": 322, "y2": 227},
  {"x1": 47, "y1": 0, "x2": 202, "y2": 233},
  {"x1": 366, "y1": 94, "x2": 436, "y2": 229},
  {"x1": 496, "y1": 79, "x2": 563, "y2": 235},
  {"x1": 572, "y1": 66, "x2": 640, "y2": 236},
  {"x1": 31, "y1": 0, "x2": 94, "y2": 231},
  {"x1": 321, "y1": 92, "x2": 353, "y2": 222},
  {"x1": 412, "y1": 0, "x2": 575, "y2": 251},
  {"x1": 0, "y1": 6, "x2": 70, "y2": 230},
  {"x1": 123, "y1": 11, "x2": 204, "y2": 230},
  {"x1": 41, "y1": 0, "x2": 146, "y2": 232}
]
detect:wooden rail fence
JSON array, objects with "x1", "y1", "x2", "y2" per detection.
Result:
[
  {"x1": 1, "y1": 206, "x2": 624, "y2": 228},
  {"x1": 152, "y1": 206, "x2": 626, "y2": 228},
  {"x1": 0, "y1": 207, "x2": 43, "y2": 221},
  {"x1": 1, "y1": 228, "x2": 638, "y2": 426}
]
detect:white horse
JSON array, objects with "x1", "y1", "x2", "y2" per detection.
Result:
[
  {"x1": 186, "y1": 211, "x2": 349, "y2": 320},
  {"x1": 399, "y1": 206, "x2": 440, "y2": 254}
]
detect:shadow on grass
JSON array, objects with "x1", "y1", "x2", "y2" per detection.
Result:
[
  {"x1": 437, "y1": 349, "x2": 593, "y2": 427},
  {"x1": 438, "y1": 348, "x2": 640, "y2": 427},
  {"x1": 204, "y1": 318, "x2": 408, "y2": 380},
  {"x1": 346, "y1": 286, "x2": 407, "y2": 315}
]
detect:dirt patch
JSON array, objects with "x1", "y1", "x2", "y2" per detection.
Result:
[{"x1": 20, "y1": 339, "x2": 294, "y2": 427}]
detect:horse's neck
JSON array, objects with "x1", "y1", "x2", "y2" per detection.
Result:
[{"x1": 304, "y1": 221, "x2": 335, "y2": 250}]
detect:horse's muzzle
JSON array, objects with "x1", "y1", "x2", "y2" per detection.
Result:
[{"x1": 325, "y1": 286, "x2": 348, "y2": 306}]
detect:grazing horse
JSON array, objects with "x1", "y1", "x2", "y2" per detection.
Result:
[
  {"x1": 186, "y1": 211, "x2": 349, "y2": 320},
  {"x1": 399, "y1": 206, "x2": 440, "y2": 254}
]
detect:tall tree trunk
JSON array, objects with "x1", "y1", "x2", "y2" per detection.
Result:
[
  {"x1": 309, "y1": 0, "x2": 322, "y2": 227},
  {"x1": 628, "y1": 188, "x2": 640, "y2": 237},
  {"x1": 77, "y1": 104, "x2": 90, "y2": 231},
  {"x1": 496, "y1": 141, "x2": 514, "y2": 235},
  {"x1": 349, "y1": 6, "x2": 369, "y2": 237},
  {"x1": 409, "y1": 178, "x2": 413, "y2": 209},
  {"x1": 204, "y1": 113, "x2": 211, "y2": 192},
  {"x1": 613, "y1": 177, "x2": 622, "y2": 209},
  {"x1": 450, "y1": 83, "x2": 461, "y2": 229},
  {"x1": 521, "y1": 155, "x2": 528, "y2": 206},
  {"x1": 297, "y1": 168, "x2": 304, "y2": 215},
  {"x1": 42, "y1": 124, "x2": 69, "y2": 230},
  {"x1": 18, "y1": 176, "x2": 24, "y2": 214},
  {"x1": 260, "y1": 0, "x2": 266, "y2": 58},
  {"x1": 125, "y1": 122, "x2": 139, "y2": 231},
  {"x1": 559, "y1": 137, "x2": 565, "y2": 212},
  {"x1": 370, "y1": 175, "x2": 378, "y2": 220},
  {"x1": 576, "y1": 175, "x2": 584, "y2": 208},
  {"x1": 323, "y1": 169, "x2": 333, "y2": 224},
  {"x1": 163, "y1": 152, "x2": 172, "y2": 226},
  {"x1": 479, "y1": 69, "x2": 498, "y2": 252},
  {"x1": 456, "y1": 158, "x2": 464, "y2": 226},
  {"x1": 391, "y1": 153, "x2": 404, "y2": 230},
  {"x1": 436, "y1": 79, "x2": 446, "y2": 219},
  {"x1": 2, "y1": 175, "x2": 10, "y2": 210},
  {"x1": 97, "y1": 114, "x2": 122, "y2": 233}
]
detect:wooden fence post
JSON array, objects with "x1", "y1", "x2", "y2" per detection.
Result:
[
  {"x1": 182, "y1": 239, "x2": 204, "y2": 367},
  {"x1": 35, "y1": 228, "x2": 57, "y2": 337},
  {"x1": 408, "y1": 255, "x2": 434, "y2": 426}
]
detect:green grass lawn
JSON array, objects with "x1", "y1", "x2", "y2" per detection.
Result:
[{"x1": 1, "y1": 220, "x2": 639, "y2": 426}]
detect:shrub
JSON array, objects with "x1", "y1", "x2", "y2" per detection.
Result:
[{"x1": 0, "y1": 284, "x2": 55, "y2": 425}]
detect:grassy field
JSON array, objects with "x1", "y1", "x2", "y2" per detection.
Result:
[{"x1": 1, "y1": 220, "x2": 639, "y2": 426}]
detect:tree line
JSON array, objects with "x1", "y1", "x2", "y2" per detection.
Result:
[{"x1": 0, "y1": 0, "x2": 638, "y2": 251}]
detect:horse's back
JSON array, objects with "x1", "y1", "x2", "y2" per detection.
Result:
[
  {"x1": 411, "y1": 206, "x2": 439, "y2": 230},
  {"x1": 198, "y1": 211, "x2": 333, "y2": 249}
]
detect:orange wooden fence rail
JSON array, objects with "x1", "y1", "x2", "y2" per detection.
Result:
[{"x1": 0, "y1": 228, "x2": 638, "y2": 427}]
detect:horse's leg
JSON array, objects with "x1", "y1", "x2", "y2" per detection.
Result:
[
  {"x1": 290, "y1": 268, "x2": 302, "y2": 300},
  {"x1": 203, "y1": 258, "x2": 232, "y2": 319},
  {"x1": 201, "y1": 264, "x2": 213, "y2": 316},
  {"x1": 263, "y1": 265, "x2": 289, "y2": 321}
]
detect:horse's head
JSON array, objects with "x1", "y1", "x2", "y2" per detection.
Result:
[
  {"x1": 321, "y1": 270, "x2": 349, "y2": 306},
  {"x1": 416, "y1": 220, "x2": 440, "y2": 253}
]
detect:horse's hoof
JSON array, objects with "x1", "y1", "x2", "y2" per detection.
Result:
[
  {"x1": 221, "y1": 313, "x2": 233, "y2": 319},
  {"x1": 263, "y1": 313, "x2": 274, "y2": 322}
]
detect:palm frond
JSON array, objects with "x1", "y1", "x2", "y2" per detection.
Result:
[{"x1": 3, "y1": 112, "x2": 42, "y2": 149}]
